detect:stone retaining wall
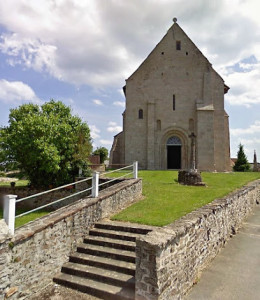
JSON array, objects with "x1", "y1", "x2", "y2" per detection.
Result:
[
  {"x1": 0, "y1": 178, "x2": 142, "y2": 300},
  {"x1": 135, "y1": 179, "x2": 260, "y2": 300}
]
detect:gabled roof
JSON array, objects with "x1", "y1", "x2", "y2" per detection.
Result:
[{"x1": 125, "y1": 19, "x2": 230, "y2": 94}]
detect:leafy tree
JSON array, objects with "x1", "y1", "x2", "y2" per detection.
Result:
[
  {"x1": 93, "y1": 147, "x2": 109, "y2": 164},
  {"x1": 233, "y1": 143, "x2": 251, "y2": 172},
  {"x1": 0, "y1": 100, "x2": 92, "y2": 187}
]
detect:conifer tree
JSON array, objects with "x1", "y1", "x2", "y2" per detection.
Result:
[{"x1": 233, "y1": 143, "x2": 250, "y2": 172}]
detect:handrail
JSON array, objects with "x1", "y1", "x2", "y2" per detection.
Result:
[
  {"x1": 3, "y1": 162, "x2": 138, "y2": 234},
  {"x1": 102, "y1": 164, "x2": 133, "y2": 176},
  {"x1": 15, "y1": 186, "x2": 92, "y2": 218},
  {"x1": 98, "y1": 172, "x2": 133, "y2": 187},
  {"x1": 16, "y1": 176, "x2": 92, "y2": 203}
]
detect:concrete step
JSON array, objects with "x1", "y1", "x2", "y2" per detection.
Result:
[
  {"x1": 84, "y1": 236, "x2": 136, "y2": 252},
  {"x1": 89, "y1": 228, "x2": 143, "y2": 242},
  {"x1": 77, "y1": 243, "x2": 136, "y2": 263},
  {"x1": 61, "y1": 262, "x2": 135, "y2": 288},
  {"x1": 69, "y1": 252, "x2": 135, "y2": 276},
  {"x1": 53, "y1": 273, "x2": 135, "y2": 300},
  {"x1": 95, "y1": 220, "x2": 153, "y2": 235}
]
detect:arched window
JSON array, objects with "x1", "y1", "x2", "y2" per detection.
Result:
[
  {"x1": 138, "y1": 109, "x2": 143, "y2": 119},
  {"x1": 167, "y1": 136, "x2": 182, "y2": 146}
]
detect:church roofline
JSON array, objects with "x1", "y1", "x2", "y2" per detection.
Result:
[{"x1": 125, "y1": 19, "x2": 229, "y2": 91}]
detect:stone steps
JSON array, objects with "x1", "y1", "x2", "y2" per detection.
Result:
[
  {"x1": 69, "y1": 252, "x2": 135, "y2": 276},
  {"x1": 53, "y1": 220, "x2": 153, "y2": 299},
  {"x1": 89, "y1": 228, "x2": 142, "y2": 242}
]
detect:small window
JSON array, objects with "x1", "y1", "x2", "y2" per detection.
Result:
[
  {"x1": 157, "y1": 120, "x2": 161, "y2": 131},
  {"x1": 138, "y1": 109, "x2": 143, "y2": 119},
  {"x1": 176, "y1": 41, "x2": 181, "y2": 50},
  {"x1": 173, "y1": 95, "x2": 176, "y2": 111}
]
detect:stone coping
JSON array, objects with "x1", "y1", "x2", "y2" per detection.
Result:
[{"x1": 12, "y1": 178, "x2": 141, "y2": 245}]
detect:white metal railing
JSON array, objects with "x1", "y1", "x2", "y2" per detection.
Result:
[{"x1": 3, "y1": 162, "x2": 138, "y2": 234}]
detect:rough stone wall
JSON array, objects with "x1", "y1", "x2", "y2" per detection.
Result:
[
  {"x1": 135, "y1": 179, "x2": 260, "y2": 300},
  {"x1": 0, "y1": 179, "x2": 142, "y2": 300}
]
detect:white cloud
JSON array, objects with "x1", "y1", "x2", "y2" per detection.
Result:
[
  {"x1": 230, "y1": 121, "x2": 260, "y2": 159},
  {"x1": 0, "y1": 33, "x2": 58, "y2": 77},
  {"x1": 99, "y1": 139, "x2": 112, "y2": 145},
  {"x1": 1, "y1": 0, "x2": 259, "y2": 90},
  {"x1": 89, "y1": 124, "x2": 100, "y2": 139},
  {"x1": 92, "y1": 99, "x2": 103, "y2": 106},
  {"x1": 224, "y1": 61, "x2": 260, "y2": 107},
  {"x1": 113, "y1": 101, "x2": 125, "y2": 108},
  {"x1": 0, "y1": 79, "x2": 41, "y2": 104},
  {"x1": 107, "y1": 121, "x2": 122, "y2": 133},
  {"x1": 230, "y1": 121, "x2": 260, "y2": 136}
]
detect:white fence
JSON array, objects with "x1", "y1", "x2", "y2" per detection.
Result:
[{"x1": 3, "y1": 162, "x2": 138, "y2": 234}]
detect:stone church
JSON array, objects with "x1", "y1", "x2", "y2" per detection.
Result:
[{"x1": 110, "y1": 19, "x2": 231, "y2": 171}]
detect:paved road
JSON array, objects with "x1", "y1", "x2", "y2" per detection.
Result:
[{"x1": 186, "y1": 205, "x2": 260, "y2": 300}]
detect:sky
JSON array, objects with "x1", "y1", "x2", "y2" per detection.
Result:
[{"x1": 0, "y1": 0, "x2": 259, "y2": 161}]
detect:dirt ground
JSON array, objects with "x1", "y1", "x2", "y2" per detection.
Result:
[{"x1": 29, "y1": 284, "x2": 100, "y2": 300}]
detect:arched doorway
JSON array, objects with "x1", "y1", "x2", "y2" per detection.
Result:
[{"x1": 167, "y1": 136, "x2": 182, "y2": 169}]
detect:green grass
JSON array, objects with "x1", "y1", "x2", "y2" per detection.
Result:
[
  {"x1": 0, "y1": 180, "x2": 29, "y2": 187},
  {"x1": 1, "y1": 171, "x2": 260, "y2": 229},
  {"x1": 0, "y1": 208, "x2": 50, "y2": 228},
  {"x1": 111, "y1": 171, "x2": 260, "y2": 226}
]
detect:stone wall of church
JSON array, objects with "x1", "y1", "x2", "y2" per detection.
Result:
[
  {"x1": 135, "y1": 179, "x2": 260, "y2": 299},
  {"x1": 110, "y1": 22, "x2": 230, "y2": 171},
  {"x1": 121, "y1": 23, "x2": 230, "y2": 171}
]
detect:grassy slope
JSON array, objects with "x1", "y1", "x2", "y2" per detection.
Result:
[{"x1": 112, "y1": 171, "x2": 260, "y2": 226}]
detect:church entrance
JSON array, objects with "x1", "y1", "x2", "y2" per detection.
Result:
[{"x1": 167, "y1": 136, "x2": 182, "y2": 169}]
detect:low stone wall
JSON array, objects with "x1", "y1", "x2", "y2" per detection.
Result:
[
  {"x1": 0, "y1": 178, "x2": 142, "y2": 300},
  {"x1": 135, "y1": 179, "x2": 260, "y2": 300}
]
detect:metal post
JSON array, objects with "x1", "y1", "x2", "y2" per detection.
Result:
[
  {"x1": 92, "y1": 172, "x2": 99, "y2": 198},
  {"x1": 3, "y1": 195, "x2": 17, "y2": 235},
  {"x1": 133, "y1": 161, "x2": 138, "y2": 179}
]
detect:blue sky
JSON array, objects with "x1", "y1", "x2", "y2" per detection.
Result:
[{"x1": 0, "y1": 0, "x2": 259, "y2": 161}]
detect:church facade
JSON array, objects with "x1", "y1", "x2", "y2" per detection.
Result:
[{"x1": 110, "y1": 20, "x2": 231, "y2": 171}]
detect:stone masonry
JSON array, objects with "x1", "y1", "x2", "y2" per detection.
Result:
[
  {"x1": 0, "y1": 179, "x2": 142, "y2": 300},
  {"x1": 110, "y1": 19, "x2": 231, "y2": 172},
  {"x1": 135, "y1": 179, "x2": 260, "y2": 300}
]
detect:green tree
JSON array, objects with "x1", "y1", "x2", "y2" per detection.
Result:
[
  {"x1": 233, "y1": 143, "x2": 251, "y2": 172},
  {"x1": 93, "y1": 147, "x2": 109, "y2": 164},
  {"x1": 0, "y1": 100, "x2": 92, "y2": 187}
]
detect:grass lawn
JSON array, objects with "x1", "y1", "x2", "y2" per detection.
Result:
[
  {"x1": 0, "y1": 180, "x2": 29, "y2": 187},
  {"x1": 111, "y1": 171, "x2": 260, "y2": 226},
  {"x1": 0, "y1": 208, "x2": 50, "y2": 228}
]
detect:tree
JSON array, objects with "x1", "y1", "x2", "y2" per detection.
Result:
[
  {"x1": 0, "y1": 100, "x2": 92, "y2": 187},
  {"x1": 93, "y1": 147, "x2": 109, "y2": 164},
  {"x1": 233, "y1": 143, "x2": 251, "y2": 172}
]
